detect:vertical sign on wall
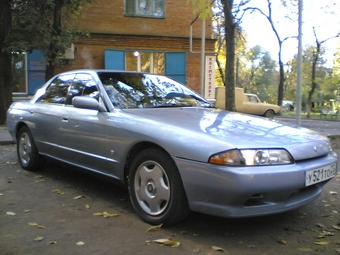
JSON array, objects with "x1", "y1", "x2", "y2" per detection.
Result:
[
  {"x1": 27, "y1": 50, "x2": 46, "y2": 95},
  {"x1": 204, "y1": 55, "x2": 216, "y2": 99}
]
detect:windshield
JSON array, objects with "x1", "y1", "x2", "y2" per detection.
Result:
[{"x1": 98, "y1": 72, "x2": 213, "y2": 109}]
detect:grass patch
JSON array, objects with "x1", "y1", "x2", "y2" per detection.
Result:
[{"x1": 281, "y1": 111, "x2": 339, "y2": 120}]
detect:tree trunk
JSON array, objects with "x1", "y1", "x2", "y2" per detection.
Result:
[
  {"x1": 307, "y1": 44, "x2": 319, "y2": 118},
  {"x1": 45, "y1": 0, "x2": 63, "y2": 81},
  {"x1": 0, "y1": 0, "x2": 13, "y2": 125},
  {"x1": 222, "y1": 0, "x2": 236, "y2": 111},
  {"x1": 277, "y1": 44, "x2": 284, "y2": 115}
]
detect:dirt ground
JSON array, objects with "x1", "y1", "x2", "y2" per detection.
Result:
[{"x1": 0, "y1": 138, "x2": 339, "y2": 255}]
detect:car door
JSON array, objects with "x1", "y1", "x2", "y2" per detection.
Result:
[
  {"x1": 244, "y1": 95, "x2": 262, "y2": 115},
  {"x1": 56, "y1": 73, "x2": 110, "y2": 174},
  {"x1": 32, "y1": 73, "x2": 75, "y2": 156}
]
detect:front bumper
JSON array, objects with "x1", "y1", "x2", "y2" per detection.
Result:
[{"x1": 174, "y1": 152, "x2": 338, "y2": 218}]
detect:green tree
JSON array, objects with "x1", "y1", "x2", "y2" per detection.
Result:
[
  {"x1": 238, "y1": 45, "x2": 278, "y2": 104},
  {"x1": 5, "y1": 0, "x2": 93, "y2": 82},
  {"x1": 247, "y1": 0, "x2": 297, "y2": 113},
  {"x1": 285, "y1": 45, "x2": 334, "y2": 111},
  {"x1": 332, "y1": 39, "x2": 340, "y2": 102},
  {"x1": 0, "y1": 0, "x2": 13, "y2": 125},
  {"x1": 305, "y1": 27, "x2": 340, "y2": 118}
]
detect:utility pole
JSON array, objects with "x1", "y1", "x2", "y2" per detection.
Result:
[{"x1": 296, "y1": 0, "x2": 303, "y2": 126}]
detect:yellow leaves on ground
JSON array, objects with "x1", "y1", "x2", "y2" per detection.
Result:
[
  {"x1": 34, "y1": 236, "x2": 44, "y2": 241},
  {"x1": 6, "y1": 212, "x2": 16, "y2": 216},
  {"x1": 76, "y1": 241, "x2": 85, "y2": 246},
  {"x1": 93, "y1": 212, "x2": 119, "y2": 218},
  {"x1": 28, "y1": 222, "x2": 45, "y2": 229},
  {"x1": 3, "y1": 161, "x2": 18, "y2": 165}
]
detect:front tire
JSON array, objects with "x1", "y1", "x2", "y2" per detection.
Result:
[
  {"x1": 128, "y1": 148, "x2": 190, "y2": 226},
  {"x1": 264, "y1": 109, "x2": 275, "y2": 119},
  {"x1": 17, "y1": 126, "x2": 45, "y2": 171}
]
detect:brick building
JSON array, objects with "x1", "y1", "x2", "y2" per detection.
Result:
[{"x1": 12, "y1": 0, "x2": 216, "y2": 98}]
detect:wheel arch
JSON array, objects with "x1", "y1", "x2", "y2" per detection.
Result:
[
  {"x1": 15, "y1": 122, "x2": 30, "y2": 141},
  {"x1": 263, "y1": 109, "x2": 276, "y2": 118},
  {"x1": 123, "y1": 142, "x2": 172, "y2": 185}
]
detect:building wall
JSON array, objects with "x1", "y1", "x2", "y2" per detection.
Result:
[
  {"x1": 54, "y1": 0, "x2": 216, "y2": 94},
  {"x1": 76, "y1": 0, "x2": 212, "y2": 38}
]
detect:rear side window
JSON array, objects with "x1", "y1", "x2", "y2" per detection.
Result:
[{"x1": 39, "y1": 74, "x2": 75, "y2": 104}]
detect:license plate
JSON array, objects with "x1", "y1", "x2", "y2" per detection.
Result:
[{"x1": 305, "y1": 163, "x2": 337, "y2": 186}]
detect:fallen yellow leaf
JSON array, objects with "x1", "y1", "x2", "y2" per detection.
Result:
[
  {"x1": 212, "y1": 246, "x2": 227, "y2": 253},
  {"x1": 315, "y1": 241, "x2": 330, "y2": 245},
  {"x1": 103, "y1": 212, "x2": 119, "y2": 218},
  {"x1": 146, "y1": 224, "x2": 163, "y2": 233},
  {"x1": 37, "y1": 225, "x2": 46, "y2": 229},
  {"x1": 332, "y1": 225, "x2": 340, "y2": 231},
  {"x1": 76, "y1": 241, "x2": 85, "y2": 246},
  {"x1": 28, "y1": 222, "x2": 38, "y2": 226},
  {"x1": 6, "y1": 212, "x2": 16, "y2": 216},
  {"x1": 49, "y1": 241, "x2": 57, "y2": 244},
  {"x1": 93, "y1": 212, "x2": 119, "y2": 218},
  {"x1": 297, "y1": 248, "x2": 313, "y2": 252},
  {"x1": 85, "y1": 205, "x2": 90, "y2": 209},
  {"x1": 74, "y1": 195, "x2": 85, "y2": 199},
  {"x1": 153, "y1": 238, "x2": 169, "y2": 243},
  {"x1": 152, "y1": 239, "x2": 180, "y2": 248},
  {"x1": 277, "y1": 239, "x2": 287, "y2": 244},
  {"x1": 35, "y1": 236, "x2": 44, "y2": 241},
  {"x1": 52, "y1": 189, "x2": 65, "y2": 195}
]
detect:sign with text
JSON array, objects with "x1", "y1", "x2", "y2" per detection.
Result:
[{"x1": 204, "y1": 55, "x2": 216, "y2": 99}]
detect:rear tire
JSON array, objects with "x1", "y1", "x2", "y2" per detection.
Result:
[
  {"x1": 17, "y1": 126, "x2": 45, "y2": 171},
  {"x1": 128, "y1": 148, "x2": 190, "y2": 226}
]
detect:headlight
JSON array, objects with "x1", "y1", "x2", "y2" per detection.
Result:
[{"x1": 209, "y1": 149, "x2": 293, "y2": 166}]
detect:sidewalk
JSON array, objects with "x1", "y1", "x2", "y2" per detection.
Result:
[
  {"x1": 1, "y1": 117, "x2": 339, "y2": 146},
  {"x1": 0, "y1": 125, "x2": 14, "y2": 145}
]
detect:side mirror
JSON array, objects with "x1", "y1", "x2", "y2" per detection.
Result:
[{"x1": 72, "y1": 96, "x2": 106, "y2": 111}]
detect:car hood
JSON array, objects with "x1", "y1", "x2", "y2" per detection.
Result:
[{"x1": 122, "y1": 107, "x2": 331, "y2": 161}]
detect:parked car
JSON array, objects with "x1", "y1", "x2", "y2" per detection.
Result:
[
  {"x1": 215, "y1": 87, "x2": 280, "y2": 118},
  {"x1": 7, "y1": 70, "x2": 338, "y2": 226}
]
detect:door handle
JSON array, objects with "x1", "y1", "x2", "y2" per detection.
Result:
[{"x1": 61, "y1": 116, "x2": 69, "y2": 122}]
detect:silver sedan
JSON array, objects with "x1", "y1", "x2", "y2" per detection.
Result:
[{"x1": 6, "y1": 70, "x2": 338, "y2": 226}]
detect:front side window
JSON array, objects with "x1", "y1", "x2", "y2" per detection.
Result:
[
  {"x1": 65, "y1": 74, "x2": 98, "y2": 104},
  {"x1": 39, "y1": 74, "x2": 75, "y2": 104},
  {"x1": 125, "y1": 0, "x2": 165, "y2": 18}
]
